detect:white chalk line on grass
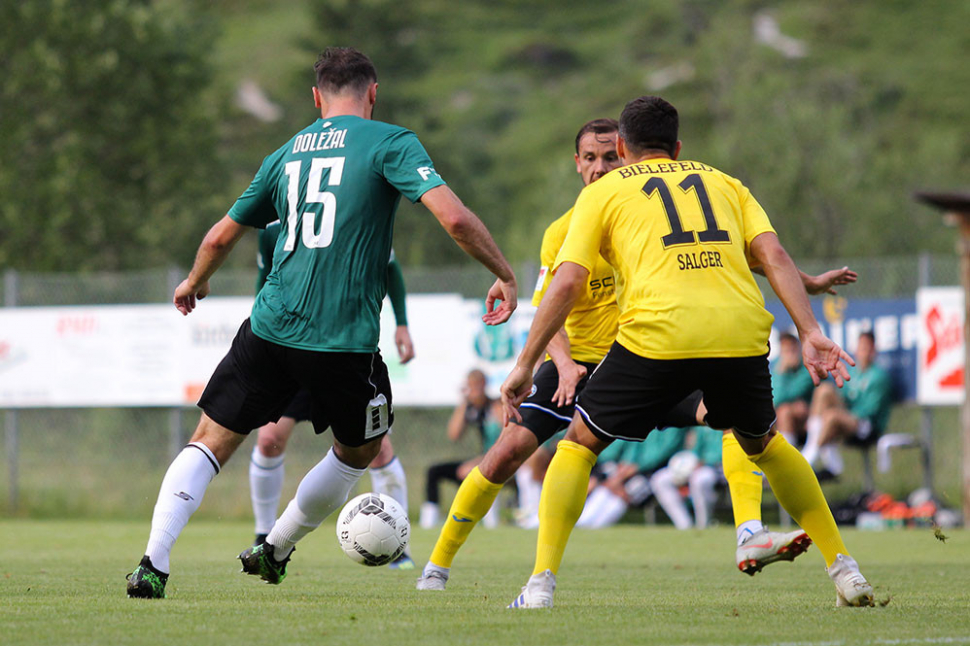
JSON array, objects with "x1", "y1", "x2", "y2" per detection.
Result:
[{"x1": 669, "y1": 637, "x2": 970, "y2": 646}]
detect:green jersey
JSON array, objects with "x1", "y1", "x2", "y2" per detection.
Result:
[
  {"x1": 771, "y1": 362, "x2": 814, "y2": 407},
  {"x1": 256, "y1": 222, "x2": 409, "y2": 327},
  {"x1": 230, "y1": 116, "x2": 445, "y2": 352},
  {"x1": 844, "y1": 363, "x2": 893, "y2": 433}
]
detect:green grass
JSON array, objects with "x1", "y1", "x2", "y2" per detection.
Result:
[{"x1": 1, "y1": 521, "x2": 968, "y2": 645}]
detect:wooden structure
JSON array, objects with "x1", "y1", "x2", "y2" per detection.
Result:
[{"x1": 915, "y1": 190, "x2": 970, "y2": 522}]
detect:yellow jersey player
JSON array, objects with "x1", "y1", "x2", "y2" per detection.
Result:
[
  {"x1": 416, "y1": 119, "x2": 854, "y2": 591},
  {"x1": 502, "y1": 96, "x2": 874, "y2": 609}
]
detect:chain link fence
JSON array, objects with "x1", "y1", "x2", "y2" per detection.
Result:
[{"x1": 1, "y1": 255, "x2": 965, "y2": 519}]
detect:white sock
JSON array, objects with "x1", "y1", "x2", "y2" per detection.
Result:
[
  {"x1": 370, "y1": 456, "x2": 408, "y2": 512},
  {"x1": 482, "y1": 499, "x2": 500, "y2": 529},
  {"x1": 144, "y1": 442, "x2": 220, "y2": 573},
  {"x1": 587, "y1": 489, "x2": 629, "y2": 529},
  {"x1": 651, "y1": 468, "x2": 692, "y2": 530},
  {"x1": 820, "y1": 444, "x2": 844, "y2": 476},
  {"x1": 801, "y1": 416, "x2": 822, "y2": 466},
  {"x1": 515, "y1": 467, "x2": 542, "y2": 514},
  {"x1": 737, "y1": 519, "x2": 765, "y2": 545},
  {"x1": 423, "y1": 561, "x2": 449, "y2": 578},
  {"x1": 267, "y1": 448, "x2": 365, "y2": 560},
  {"x1": 250, "y1": 447, "x2": 285, "y2": 536},
  {"x1": 576, "y1": 486, "x2": 610, "y2": 528},
  {"x1": 688, "y1": 466, "x2": 718, "y2": 529}
]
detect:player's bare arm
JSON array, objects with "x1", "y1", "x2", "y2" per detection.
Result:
[
  {"x1": 501, "y1": 261, "x2": 588, "y2": 424},
  {"x1": 174, "y1": 215, "x2": 249, "y2": 316},
  {"x1": 750, "y1": 264, "x2": 857, "y2": 295},
  {"x1": 420, "y1": 185, "x2": 517, "y2": 325},
  {"x1": 749, "y1": 232, "x2": 854, "y2": 386},
  {"x1": 545, "y1": 328, "x2": 586, "y2": 407}
]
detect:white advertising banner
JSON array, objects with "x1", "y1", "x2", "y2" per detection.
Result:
[
  {"x1": 0, "y1": 294, "x2": 534, "y2": 408},
  {"x1": 916, "y1": 286, "x2": 964, "y2": 406}
]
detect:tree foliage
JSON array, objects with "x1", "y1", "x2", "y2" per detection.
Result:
[{"x1": 0, "y1": 0, "x2": 223, "y2": 271}]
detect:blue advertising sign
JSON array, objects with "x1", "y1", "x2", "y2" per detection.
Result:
[{"x1": 766, "y1": 296, "x2": 918, "y2": 402}]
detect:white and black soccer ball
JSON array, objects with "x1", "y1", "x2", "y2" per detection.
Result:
[{"x1": 336, "y1": 492, "x2": 410, "y2": 566}]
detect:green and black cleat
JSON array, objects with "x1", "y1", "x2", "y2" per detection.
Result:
[
  {"x1": 239, "y1": 542, "x2": 291, "y2": 584},
  {"x1": 126, "y1": 556, "x2": 168, "y2": 599},
  {"x1": 253, "y1": 533, "x2": 269, "y2": 547}
]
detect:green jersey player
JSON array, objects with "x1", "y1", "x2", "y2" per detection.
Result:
[{"x1": 127, "y1": 47, "x2": 516, "y2": 599}]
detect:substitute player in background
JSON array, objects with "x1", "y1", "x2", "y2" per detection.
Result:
[
  {"x1": 416, "y1": 118, "x2": 854, "y2": 590},
  {"x1": 249, "y1": 222, "x2": 415, "y2": 568},
  {"x1": 126, "y1": 47, "x2": 517, "y2": 599},
  {"x1": 503, "y1": 96, "x2": 873, "y2": 609}
]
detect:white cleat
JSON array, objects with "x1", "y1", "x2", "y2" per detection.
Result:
[
  {"x1": 827, "y1": 554, "x2": 875, "y2": 607},
  {"x1": 507, "y1": 569, "x2": 556, "y2": 609},
  {"x1": 736, "y1": 528, "x2": 812, "y2": 576},
  {"x1": 415, "y1": 569, "x2": 448, "y2": 591}
]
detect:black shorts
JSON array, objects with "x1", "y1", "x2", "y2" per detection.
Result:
[
  {"x1": 577, "y1": 342, "x2": 774, "y2": 442},
  {"x1": 519, "y1": 360, "x2": 599, "y2": 443},
  {"x1": 198, "y1": 319, "x2": 394, "y2": 447},
  {"x1": 519, "y1": 360, "x2": 705, "y2": 443},
  {"x1": 281, "y1": 388, "x2": 313, "y2": 423}
]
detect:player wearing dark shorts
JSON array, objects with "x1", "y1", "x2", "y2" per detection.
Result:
[
  {"x1": 126, "y1": 47, "x2": 518, "y2": 599},
  {"x1": 502, "y1": 95, "x2": 873, "y2": 609}
]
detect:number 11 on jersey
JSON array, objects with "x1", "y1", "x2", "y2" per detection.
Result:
[{"x1": 283, "y1": 157, "x2": 345, "y2": 251}]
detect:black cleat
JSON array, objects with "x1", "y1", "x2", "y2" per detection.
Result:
[
  {"x1": 126, "y1": 556, "x2": 168, "y2": 599},
  {"x1": 239, "y1": 542, "x2": 291, "y2": 584}
]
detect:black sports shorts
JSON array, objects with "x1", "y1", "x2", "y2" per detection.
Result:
[
  {"x1": 577, "y1": 342, "x2": 774, "y2": 441},
  {"x1": 198, "y1": 319, "x2": 393, "y2": 447},
  {"x1": 282, "y1": 388, "x2": 313, "y2": 423},
  {"x1": 520, "y1": 359, "x2": 705, "y2": 443}
]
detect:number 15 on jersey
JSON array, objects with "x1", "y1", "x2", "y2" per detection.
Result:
[{"x1": 283, "y1": 157, "x2": 345, "y2": 251}]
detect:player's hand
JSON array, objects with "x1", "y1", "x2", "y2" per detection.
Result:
[
  {"x1": 173, "y1": 279, "x2": 210, "y2": 316},
  {"x1": 551, "y1": 361, "x2": 587, "y2": 407},
  {"x1": 500, "y1": 363, "x2": 534, "y2": 425},
  {"x1": 807, "y1": 266, "x2": 857, "y2": 295},
  {"x1": 483, "y1": 278, "x2": 518, "y2": 326},
  {"x1": 394, "y1": 325, "x2": 415, "y2": 364},
  {"x1": 801, "y1": 329, "x2": 855, "y2": 387}
]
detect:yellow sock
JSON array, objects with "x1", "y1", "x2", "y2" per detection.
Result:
[
  {"x1": 749, "y1": 433, "x2": 848, "y2": 566},
  {"x1": 533, "y1": 440, "x2": 597, "y2": 576},
  {"x1": 722, "y1": 433, "x2": 764, "y2": 527},
  {"x1": 428, "y1": 467, "x2": 502, "y2": 569}
]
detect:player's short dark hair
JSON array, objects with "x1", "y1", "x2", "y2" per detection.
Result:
[
  {"x1": 314, "y1": 47, "x2": 377, "y2": 97},
  {"x1": 574, "y1": 118, "x2": 619, "y2": 153},
  {"x1": 859, "y1": 330, "x2": 876, "y2": 344},
  {"x1": 619, "y1": 96, "x2": 678, "y2": 156},
  {"x1": 779, "y1": 332, "x2": 799, "y2": 345}
]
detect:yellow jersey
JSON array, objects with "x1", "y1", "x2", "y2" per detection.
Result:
[
  {"x1": 532, "y1": 209, "x2": 618, "y2": 363},
  {"x1": 554, "y1": 159, "x2": 775, "y2": 360}
]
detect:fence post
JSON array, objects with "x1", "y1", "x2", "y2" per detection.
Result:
[
  {"x1": 166, "y1": 267, "x2": 185, "y2": 459},
  {"x1": 4, "y1": 269, "x2": 19, "y2": 512},
  {"x1": 917, "y1": 253, "x2": 936, "y2": 494}
]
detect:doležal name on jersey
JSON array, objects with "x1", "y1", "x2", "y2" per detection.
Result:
[
  {"x1": 229, "y1": 116, "x2": 445, "y2": 352},
  {"x1": 555, "y1": 159, "x2": 775, "y2": 360}
]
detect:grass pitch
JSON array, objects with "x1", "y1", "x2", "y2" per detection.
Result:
[{"x1": 1, "y1": 520, "x2": 968, "y2": 646}]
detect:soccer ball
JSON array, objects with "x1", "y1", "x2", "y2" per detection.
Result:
[
  {"x1": 667, "y1": 450, "x2": 700, "y2": 486},
  {"x1": 336, "y1": 492, "x2": 410, "y2": 566}
]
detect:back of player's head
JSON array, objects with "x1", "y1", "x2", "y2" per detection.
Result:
[
  {"x1": 779, "y1": 332, "x2": 799, "y2": 345},
  {"x1": 574, "y1": 118, "x2": 619, "y2": 153},
  {"x1": 314, "y1": 47, "x2": 377, "y2": 97},
  {"x1": 619, "y1": 96, "x2": 678, "y2": 156}
]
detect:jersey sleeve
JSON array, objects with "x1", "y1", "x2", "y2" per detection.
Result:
[
  {"x1": 737, "y1": 181, "x2": 776, "y2": 247},
  {"x1": 377, "y1": 130, "x2": 447, "y2": 203},
  {"x1": 228, "y1": 153, "x2": 280, "y2": 229},
  {"x1": 554, "y1": 188, "x2": 604, "y2": 275},
  {"x1": 255, "y1": 224, "x2": 278, "y2": 294},
  {"x1": 531, "y1": 221, "x2": 565, "y2": 306},
  {"x1": 386, "y1": 256, "x2": 408, "y2": 326}
]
